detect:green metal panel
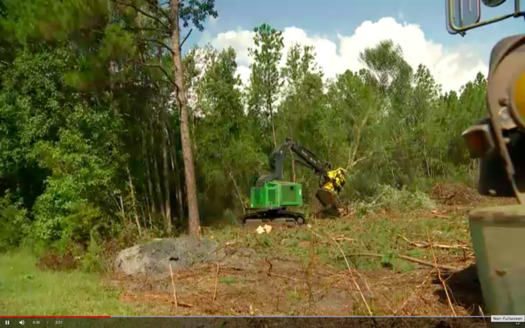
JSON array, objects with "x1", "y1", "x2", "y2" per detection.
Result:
[
  {"x1": 267, "y1": 184, "x2": 278, "y2": 207},
  {"x1": 468, "y1": 205, "x2": 525, "y2": 314},
  {"x1": 250, "y1": 186, "x2": 264, "y2": 208},
  {"x1": 279, "y1": 181, "x2": 302, "y2": 207},
  {"x1": 249, "y1": 181, "x2": 303, "y2": 209}
]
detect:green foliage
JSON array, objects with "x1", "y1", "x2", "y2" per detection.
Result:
[
  {"x1": 0, "y1": 0, "x2": 487, "y2": 261},
  {"x1": 0, "y1": 191, "x2": 30, "y2": 251},
  {"x1": 81, "y1": 235, "x2": 105, "y2": 272},
  {"x1": 32, "y1": 122, "x2": 125, "y2": 246},
  {"x1": 373, "y1": 184, "x2": 436, "y2": 212},
  {"x1": 192, "y1": 46, "x2": 266, "y2": 221},
  {"x1": 219, "y1": 277, "x2": 237, "y2": 285},
  {"x1": 248, "y1": 23, "x2": 285, "y2": 147},
  {"x1": 180, "y1": 0, "x2": 219, "y2": 31}
]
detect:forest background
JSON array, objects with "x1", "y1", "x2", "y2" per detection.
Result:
[{"x1": 0, "y1": 0, "x2": 486, "y2": 265}]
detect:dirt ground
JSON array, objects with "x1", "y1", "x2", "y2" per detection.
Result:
[
  {"x1": 108, "y1": 187, "x2": 516, "y2": 317},
  {"x1": 111, "y1": 260, "x2": 482, "y2": 316}
]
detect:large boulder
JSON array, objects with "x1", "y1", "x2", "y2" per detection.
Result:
[{"x1": 114, "y1": 236, "x2": 226, "y2": 278}]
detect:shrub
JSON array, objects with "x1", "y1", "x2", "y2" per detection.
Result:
[{"x1": 0, "y1": 191, "x2": 31, "y2": 251}]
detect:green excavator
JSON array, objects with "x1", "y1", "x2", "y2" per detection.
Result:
[{"x1": 241, "y1": 138, "x2": 347, "y2": 226}]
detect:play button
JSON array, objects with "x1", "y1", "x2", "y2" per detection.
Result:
[{"x1": 18, "y1": 321, "x2": 24, "y2": 326}]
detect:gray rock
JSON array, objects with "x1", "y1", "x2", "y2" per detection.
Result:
[
  {"x1": 114, "y1": 236, "x2": 226, "y2": 278},
  {"x1": 220, "y1": 247, "x2": 259, "y2": 271}
]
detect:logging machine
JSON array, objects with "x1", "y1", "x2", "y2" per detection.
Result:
[
  {"x1": 446, "y1": 0, "x2": 525, "y2": 315},
  {"x1": 242, "y1": 138, "x2": 347, "y2": 226},
  {"x1": 446, "y1": 0, "x2": 525, "y2": 202}
]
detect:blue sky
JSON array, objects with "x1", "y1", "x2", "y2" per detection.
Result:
[
  {"x1": 186, "y1": 0, "x2": 523, "y2": 51},
  {"x1": 181, "y1": 0, "x2": 525, "y2": 91}
]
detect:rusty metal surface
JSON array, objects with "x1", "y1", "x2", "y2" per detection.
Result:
[
  {"x1": 488, "y1": 35, "x2": 525, "y2": 77},
  {"x1": 468, "y1": 205, "x2": 525, "y2": 314},
  {"x1": 487, "y1": 35, "x2": 525, "y2": 204}
]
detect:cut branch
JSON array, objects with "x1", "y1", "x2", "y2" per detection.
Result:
[
  {"x1": 229, "y1": 171, "x2": 246, "y2": 214},
  {"x1": 212, "y1": 262, "x2": 220, "y2": 303},
  {"x1": 342, "y1": 252, "x2": 461, "y2": 272},
  {"x1": 180, "y1": 28, "x2": 193, "y2": 49},
  {"x1": 428, "y1": 232, "x2": 457, "y2": 316},
  {"x1": 398, "y1": 234, "x2": 471, "y2": 250},
  {"x1": 347, "y1": 153, "x2": 371, "y2": 170},
  {"x1": 332, "y1": 237, "x2": 373, "y2": 316},
  {"x1": 346, "y1": 113, "x2": 370, "y2": 169},
  {"x1": 169, "y1": 262, "x2": 178, "y2": 307}
]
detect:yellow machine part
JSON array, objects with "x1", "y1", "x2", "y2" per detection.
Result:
[{"x1": 316, "y1": 167, "x2": 347, "y2": 208}]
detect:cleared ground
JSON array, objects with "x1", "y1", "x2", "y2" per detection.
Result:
[
  {"x1": 0, "y1": 184, "x2": 516, "y2": 316},
  {"x1": 110, "y1": 186, "x2": 515, "y2": 316}
]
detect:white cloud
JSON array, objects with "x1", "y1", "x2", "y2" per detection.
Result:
[
  {"x1": 210, "y1": 29, "x2": 255, "y2": 68},
  {"x1": 203, "y1": 17, "x2": 488, "y2": 93}
]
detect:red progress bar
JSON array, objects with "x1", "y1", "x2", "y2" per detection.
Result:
[{"x1": 0, "y1": 316, "x2": 111, "y2": 318}]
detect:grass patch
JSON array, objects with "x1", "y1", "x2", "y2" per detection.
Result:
[
  {"x1": 0, "y1": 250, "x2": 136, "y2": 316},
  {"x1": 219, "y1": 277, "x2": 237, "y2": 285},
  {"x1": 205, "y1": 207, "x2": 470, "y2": 272}
]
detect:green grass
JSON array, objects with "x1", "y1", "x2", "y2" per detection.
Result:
[
  {"x1": 0, "y1": 250, "x2": 137, "y2": 316},
  {"x1": 219, "y1": 277, "x2": 237, "y2": 285},
  {"x1": 205, "y1": 209, "x2": 470, "y2": 272}
]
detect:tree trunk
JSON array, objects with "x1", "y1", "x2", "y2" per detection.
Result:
[
  {"x1": 144, "y1": 192, "x2": 153, "y2": 229},
  {"x1": 170, "y1": 0, "x2": 200, "y2": 236},
  {"x1": 168, "y1": 126, "x2": 185, "y2": 224},
  {"x1": 119, "y1": 194, "x2": 129, "y2": 228},
  {"x1": 126, "y1": 166, "x2": 142, "y2": 236},
  {"x1": 269, "y1": 101, "x2": 276, "y2": 147},
  {"x1": 150, "y1": 119, "x2": 166, "y2": 223},
  {"x1": 142, "y1": 127, "x2": 156, "y2": 219},
  {"x1": 290, "y1": 131, "x2": 296, "y2": 182},
  {"x1": 162, "y1": 123, "x2": 172, "y2": 234},
  {"x1": 109, "y1": 61, "x2": 118, "y2": 116}
]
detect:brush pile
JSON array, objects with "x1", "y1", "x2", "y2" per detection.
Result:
[{"x1": 431, "y1": 183, "x2": 482, "y2": 206}]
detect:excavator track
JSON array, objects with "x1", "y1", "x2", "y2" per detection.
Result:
[{"x1": 242, "y1": 208, "x2": 305, "y2": 227}]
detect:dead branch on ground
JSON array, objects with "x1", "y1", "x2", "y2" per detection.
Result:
[
  {"x1": 398, "y1": 234, "x2": 470, "y2": 250},
  {"x1": 169, "y1": 262, "x2": 178, "y2": 307},
  {"x1": 229, "y1": 171, "x2": 246, "y2": 214},
  {"x1": 332, "y1": 237, "x2": 373, "y2": 316},
  {"x1": 332, "y1": 234, "x2": 355, "y2": 242},
  {"x1": 262, "y1": 258, "x2": 299, "y2": 281},
  {"x1": 394, "y1": 272, "x2": 432, "y2": 315},
  {"x1": 428, "y1": 232, "x2": 457, "y2": 316},
  {"x1": 265, "y1": 258, "x2": 273, "y2": 277},
  {"x1": 342, "y1": 252, "x2": 461, "y2": 272},
  {"x1": 212, "y1": 262, "x2": 220, "y2": 303}
]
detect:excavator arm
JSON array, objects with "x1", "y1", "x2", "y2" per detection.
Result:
[{"x1": 256, "y1": 138, "x2": 347, "y2": 209}]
